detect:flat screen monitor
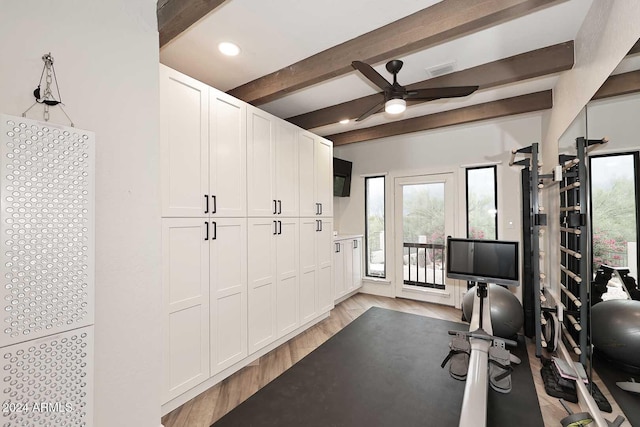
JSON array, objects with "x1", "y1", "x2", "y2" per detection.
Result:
[{"x1": 446, "y1": 237, "x2": 519, "y2": 286}]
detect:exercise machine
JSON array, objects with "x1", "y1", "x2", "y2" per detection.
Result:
[{"x1": 444, "y1": 237, "x2": 520, "y2": 427}]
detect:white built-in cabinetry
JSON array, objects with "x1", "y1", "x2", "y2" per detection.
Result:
[
  {"x1": 160, "y1": 64, "x2": 334, "y2": 407},
  {"x1": 334, "y1": 236, "x2": 363, "y2": 300}
]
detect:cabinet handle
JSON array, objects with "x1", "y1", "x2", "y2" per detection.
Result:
[
  {"x1": 212, "y1": 195, "x2": 217, "y2": 214},
  {"x1": 278, "y1": 220, "x2": 282, "y2": 235},
  {"x1": 278, "y1": 200, "x2": 282, "y2": 215},
  {"x1": 320, "y1": 203, "x2": 323, "y2": 215},
  {"x1": 204, "y1": 195, "x2": 209, "y2": 214},
  {"x1": 273, "y1": 220, "x2": 277, "y2": 235},
  {"x1": 273, "y1": 200, "x2": 277, "y2": 215},
  {"x1": 353, "y1": 240, "x2": 357, "y2": 249},
  {"x1": 204, "y1": 221, "x2": 209, "y2": 241},
  {"x1": 319, "y1": 219, "x2": 322, "y2": 231},
  {"x1": 212, "y1": 221, "x2": 217, "y2": 240},
  {"x1": 315, "y1": 203, "x2": 320, "y2": 215},
  {"x1": 336, "y1": 243, "x2": 340, "y2": 253}
]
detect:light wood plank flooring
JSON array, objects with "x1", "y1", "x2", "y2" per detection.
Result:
[{"x1": 161, "y1": 292, "x2": 629, "y2": 427}]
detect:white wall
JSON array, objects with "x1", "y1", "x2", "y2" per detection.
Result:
[
  {"x1": 334, "y1": 113, "x2": 543, "y2": 302},
  {"x1": 0, "y1": 2, "x2": 162, "y2": 426}
]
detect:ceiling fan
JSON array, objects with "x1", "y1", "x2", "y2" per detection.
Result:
[{"x1": 351, "y1": 60, "x2": 479, "y2": 121}]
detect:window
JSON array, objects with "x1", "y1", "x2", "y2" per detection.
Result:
[
  {"x1": 590, "y1": 152, "x2": 639, "y2": 279},
  {"x1": 466, "y1": 166, "x2": 498, "y2": 239},
  {"x1": 365, "y1": 176, "x2": 385, "y2": 278}
]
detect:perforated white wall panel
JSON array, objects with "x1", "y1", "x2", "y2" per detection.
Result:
[
  {"x1": 0, "y1": 325, "x2": 93, "y2": 426},
  {"x1": 0, "y1": 114, "x2": 94, "y2": 347}
]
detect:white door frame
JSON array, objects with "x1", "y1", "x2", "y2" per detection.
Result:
[{"x1": 394, "y1": 173, "x2": 457, "y2": 305}]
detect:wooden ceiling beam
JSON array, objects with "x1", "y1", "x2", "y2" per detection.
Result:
[
  {"x1": 288, "y1": 41, "x2": 573, "y2": 129},
  {"x1": 326, "y1": 90, "x2": 552, "y2": 146},
  {"x1": 228, "y1": 0, "x2": 564, "y2": 105},
  {"x1": 158, "y1": 0, "x2": 228, "y2": 48},
  {"x1": 592, "y1": 70, "x2": 640, "y2": 101}
]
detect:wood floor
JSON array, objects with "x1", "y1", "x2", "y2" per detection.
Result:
[{"x1": 161, "y1": 292, "x2": 629, "y2": 427}]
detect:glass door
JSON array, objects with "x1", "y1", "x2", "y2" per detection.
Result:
[{"x1": 395, "y1": 173, "x2": 455, "y2": 305}]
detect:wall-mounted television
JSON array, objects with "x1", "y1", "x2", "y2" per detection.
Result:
[
  {"x1": 446, "y1": 237, "x2": 520, "y2": 287},
  {"x1": 333, "y1": 157, "x2": 352, "y2": 197}
]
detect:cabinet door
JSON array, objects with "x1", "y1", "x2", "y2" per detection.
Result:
[
  {"x1": 160, "y1": 65, "x2": 209, "y2": 217},
  {"x1": 276, "y1": 219, "x2": 299, "y2": 336},
  {"x1": 333, "y1": 241, "x2": 345, "y2": 300},
  {"x1": 298, "y1": 131, "x2": 316, "y2": 217},
  {"x1": 352, "y1": 238, "x2": 363, "y2": 290},
  {"x1": 275, "y1": 122, "x2": 299, "y2": 217},
  {"x1": 162, "y1": 218, "x2": 210, "y2": 402},
  {"x1": 247, "y1": 218, "x2": 278, "y2": 354},
  {"x1": 210, "y1": 89, "x2": 246, "y2": 217},
  {"x1": 345, "y1": 239, "x2": 354, "y2": 293},
  {"x1": 210, "y1": 218, "x2": 247, "y2": 374},
  {"x1": 315, "y1": 138, "x2": 333, "y2": 217},
  {"x1": 247, "y1": 107, "x2": 276, "y2": 217},
  {"x1": 299, "y1": 218, "x2": 318, "y2": 323},
  {"x1": 317, "y1": 218, "x2": 334, "y2": 313}
]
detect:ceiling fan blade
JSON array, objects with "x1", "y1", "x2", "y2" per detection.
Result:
[
  {"x1": 406, "y1": 86, "x2": 479, "y2": 99},
  {"x1": 352, "y1": 61, "x2": 392, "y2": 91},
  {"x1": 356, "y1": 98, "x2": 385, "y2": 122}
]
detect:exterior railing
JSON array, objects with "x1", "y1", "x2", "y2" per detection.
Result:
[{"x1": 403, "y1": 242, "x2": 445, "y2": 290}]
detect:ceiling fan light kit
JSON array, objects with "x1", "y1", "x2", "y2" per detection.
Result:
[{"x1": 385, "y1": 98, "x2": 406, "y2": 114}]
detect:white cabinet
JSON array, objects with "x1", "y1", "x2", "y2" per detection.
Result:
[
  {"x1": 210, "y1": 218, "x2": 247, "y2": 374},
  {"x1": 300, "y1": 218, "x2": 335, "y2": 322},
  {"x1": 299, "y1": 131, "x2": 333, "y2": 217},
  {"x1": 162, "y1": 217, "x2": 248, "y2": 402},
  {"x1": 247, "y1": 106, "x2": 299, "y2": 217},
  {"x1": 160, "y1": 65, "x2": 246, "y2": 218},
  {"x1": 247, "y1": 218, "x2": 299, "y2": 355},
  {"x1": 334, "y1": 236, "x2": 363, "y2": 301},
  {"x1": 162, "y1": 218, "x2": 210, "y2": 401}
]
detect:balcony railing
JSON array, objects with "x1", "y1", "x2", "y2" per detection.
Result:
[{"x1": 403, "y1": 242, "x2": 445, "y2": 290}]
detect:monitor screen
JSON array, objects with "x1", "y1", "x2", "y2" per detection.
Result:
[{"x1": 446, "y1": 237, "x2": 519, "y2": 286}]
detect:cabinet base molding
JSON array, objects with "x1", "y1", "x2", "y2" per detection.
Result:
[{"x1": 161, "y1": 311, "x2": 330, "y2": 415}]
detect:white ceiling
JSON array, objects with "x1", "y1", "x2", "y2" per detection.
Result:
[{"x1": 160, "y1": 0, "x2": 595, "y2": 137}]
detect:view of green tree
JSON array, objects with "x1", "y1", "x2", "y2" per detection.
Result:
[
  {"x1": 468, "y1": 192, "x2": 496, "y2": 239},
  {"x1": 592, "y1": 177, "x2": 636, "y2": 269},
  {"x1": 402, "y1": 183, "x2": 444, "y2": 244},
  {"x1": 466, "y1": 167, "x2": 496, "y2": 240}
]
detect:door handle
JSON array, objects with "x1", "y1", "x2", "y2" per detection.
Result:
[
  {"x1": 273, "y1": 200, "x2": 277, "y2": 215},
  {"x1": 212, "y1": 221, "x2": 217, "y2": 240},
  {"x1": 204, "y1": 195, "x2": 209, "y2": 214},
  {"x1": 204, "y1": 221, "x2": 209, "y2": 241},
  {"x1": 212, "y1": 195, "x2": 217, "y2": 214},
  {"x1": 278, "y1": 200, "x2": 282, "y2": 215}
]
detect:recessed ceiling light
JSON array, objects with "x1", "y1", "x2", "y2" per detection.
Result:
[
  {"x1": 218, "y1": 42, "x2": 240, "y2": 56},
  {"x1": 339, "y1": 119, "x2": 350, "y2": 124}
]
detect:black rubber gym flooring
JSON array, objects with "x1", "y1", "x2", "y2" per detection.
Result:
[
  {"x1": 593, "y1": 353, "x2": 640, "y2": 426},
  {"x1": 212, "y1": 307, "x2": 543, "y2": 427}
]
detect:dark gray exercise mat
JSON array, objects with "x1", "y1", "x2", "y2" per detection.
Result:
[
  {"x1": 212, "y1": 307, "x2": 543, "y2": 427},
  {"x1": 593, "y1": 354, "x2": 640, "y2": 426}
]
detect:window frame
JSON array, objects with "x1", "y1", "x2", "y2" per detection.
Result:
[
  {"x1": 465, "y1": 165, "x2": 498, "y2": 240},
  {"x1": 588, "y1": 150, "x2": 640, "y2": 275},
  {"x1": 364, "y1": 175, "x2": 386, "y2": 279}
]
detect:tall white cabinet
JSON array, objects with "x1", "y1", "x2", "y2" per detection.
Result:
[{"x1": 160, "y1": 64, "x2": 334, "y2": 407}]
